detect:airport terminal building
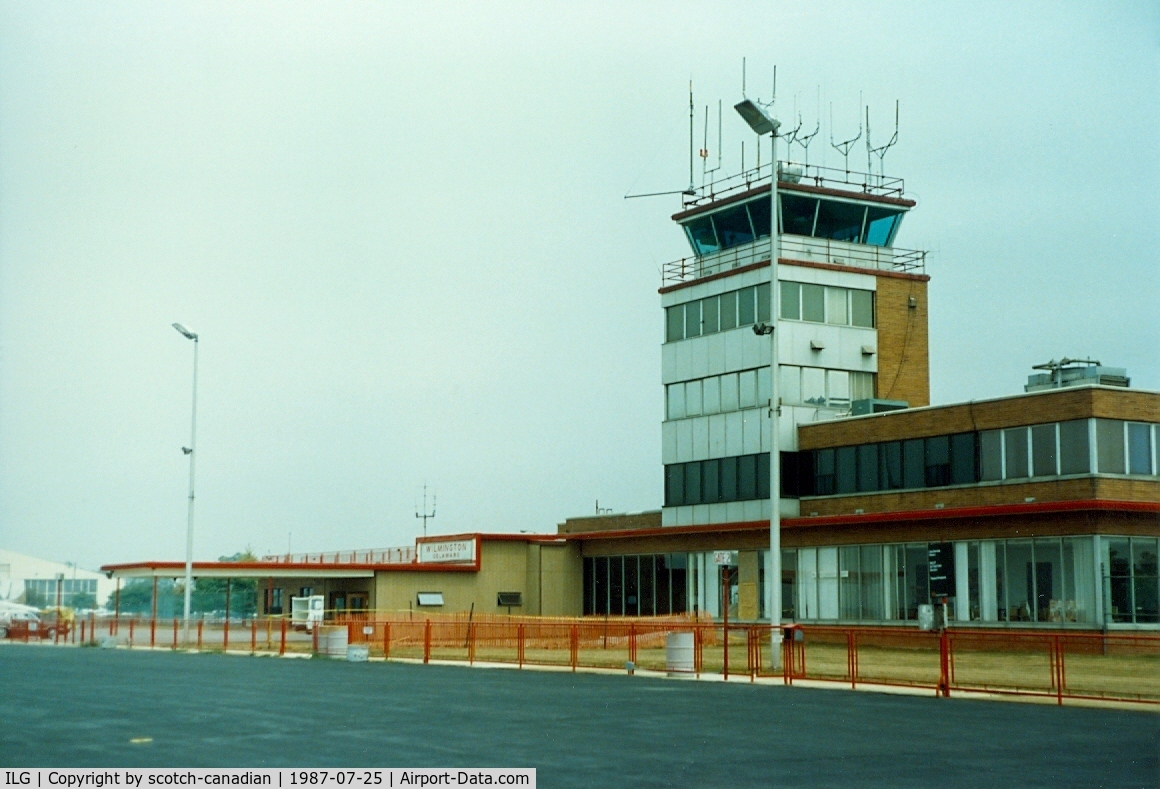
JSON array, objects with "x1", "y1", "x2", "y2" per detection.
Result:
[{"x1": 103, "y1": 163, "x2": 1160, "y2": 630}]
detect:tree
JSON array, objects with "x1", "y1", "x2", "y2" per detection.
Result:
[{"x1": 190, "y1": 550, "x2": 258, "y2": 618}]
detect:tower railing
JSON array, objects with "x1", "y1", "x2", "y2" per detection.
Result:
[
  {"x1": 662, "y1": 236, "x2": 925, "y2": 287},
  {"x1": 681, "y1": 161, "x2": 906, "y2": 210}
]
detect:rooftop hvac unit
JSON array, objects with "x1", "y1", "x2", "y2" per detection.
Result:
[{"x1": 851, "y1": 398, "x2": 909, "y2": 416}]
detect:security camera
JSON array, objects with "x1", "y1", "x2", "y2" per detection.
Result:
[
  {"x1": 182, "y1": 447, "x2": 193, "y2": 455},
  {"x1": 753, "y1": 323, "x2": 774, "y2": 336}
]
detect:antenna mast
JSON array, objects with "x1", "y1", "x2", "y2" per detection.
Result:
[
  {"x1": 866, "y1": 100, "x2": 900, "y2": 183},
  {"x1": 829, "y1": 94, "x2": 863, "y2": 176},
  {"x1": 415, "y1": 483, "x2": 436, "y2": 538}
]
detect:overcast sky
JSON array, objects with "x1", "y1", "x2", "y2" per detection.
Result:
[{"x1": 1, "y1": 2, "x2": 1157, "y2": 571}]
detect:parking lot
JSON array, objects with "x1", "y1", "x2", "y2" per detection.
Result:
[{"x1": 1, "y1": 644, "x2": 1156, "y2": 787}]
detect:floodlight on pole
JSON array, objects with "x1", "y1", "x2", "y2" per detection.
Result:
[
  {"x1": 172, "y1": 322, "x2": 199, "y2": 645},
  {"x1": 736, "y1": 96, "x2": 783, "y2": 670}
]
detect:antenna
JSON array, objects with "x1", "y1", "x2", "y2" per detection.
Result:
[
  {"x1": 829, "y1": 93, "x2": 863, "y2": 175},
  {"x1": 622, "y1": 82, "x2": 699, "y2": 200},
  {"x1": 701, "y1": 100, "x2": 724, "y2": 188},
  {"x1": 688, "y1": 81, "x2": 695, "y2": 193},
  {"x1": 793, "y1": 87, "x2": 821, "y2": 166},
  {"x1": 415, "y1": 483, "x2": 436, "y2": 538},
  {"x1": 866, "y1": 100, "x2": 900, "y2": 182}
]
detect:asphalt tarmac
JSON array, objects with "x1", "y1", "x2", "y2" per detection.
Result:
[{"x1": 2, "y1": 645, "x2": 1157, "y2": 787}]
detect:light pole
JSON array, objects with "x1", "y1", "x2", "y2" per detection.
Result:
[
  {"x1": 734, "y1": 98, "x2": 782, "y2": 669},
  {"x1": 173, "y1": 322, "x2": 199, "y2": 645}
]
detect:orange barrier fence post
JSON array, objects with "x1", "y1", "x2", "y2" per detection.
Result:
[
  {"x1": 723, "y1": 623, "x2": 729, "y2": 681},
  {"x1": 383, "y1": 622, "x2": 391, "y2": 661},
  {"x1": 937, "y1": 629, "x2": 950, "y2": 698},
  {"x1": 251, "y1": 618, "x2": 257, "y2": 654},
  {"x1": 223, "y1": 619, "x2": 230, "y2": 652},
  {"x1": 80, "y1": 620, "x2": 85, "y2": 644},
  {"x1": 423, "y1": 619, "x2": 432, "y2": 664},
  {"x1": 90, "y1": 612, "x2": 95, "y2": 645},
  {"x1": 197, "y1": 619, "x2": 203, "y2": 650},
  {"x1": 629, "y1": 622, "x2": 637, "y2": 665},
  {"x1": 517, "y1": 624, "x2": 525, "y2": 668},
  {"x1": 150, "y1": 617, "x2": 156, "y2": 648},
  {"x1": 570, "y1": 624, "x2": 578, "y2": 672},
  {"x1": 172, "y1": 618, "x2": 178, "y2": 649},
  {"x1": 266, "y1": 618, "x2": 272, "y2": 650},
  {"x1": 311, "y1": 624, "x2": 319, "y2": 655},
  {"x1": 468, "y1": 623, "x2": 476, "y2": 665},
  {"x1": 279, "y1": 618, "x2": 287, "y2": 656},
  {"x1": 694, "y1": 626, "x2": 703, "y2": 677},
  {"x1": 128, "y1": 619, "x2": 134, "y2": 648},
  {"x1": 783, "y1": 632, "x2": 792, "y2": 686}
]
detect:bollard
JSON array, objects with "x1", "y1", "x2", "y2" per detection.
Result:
[
  {"x1": 150, "y1": 617, "x2": 156, "y2": 649},
  {"x1": 423, "y1": 619, "x2": 432, "y2": 664},
  {"x1": 251, "y1": 618, "x2": 257, "y2": 654},
  {"x1": 383, "y1": 622, "x2": 391, "y2": 661},
  {"x1": 279, "y1": 618, "x2": 287, "y2": 656},
  {"x1": 517, "y1": 624, "x2": 525, "y2": 668},
  {"x1": 197, "y1": 619, "x2": 203, "y2": 650},
  {"x1": 570, "y1": 624, "x2": 578, "y2": 672},
  {"x1": 173, "y1": 619, "x2": 178, "y2": 649}
]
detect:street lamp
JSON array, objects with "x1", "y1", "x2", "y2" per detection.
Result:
[
  {"x1": 735, "y1": 98, "x2": 783, "y2": 669},
  {"x1": 173, "y1": 322, "x2": 199, "y2": 645}
]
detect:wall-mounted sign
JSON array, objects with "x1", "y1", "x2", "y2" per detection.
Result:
[
  {"x1": 927, "y1": 542, "x2": 956, "y2": 599},
  {"x1": 418, "y1": 538, "x2": 476, "y2": 564},
  {"x1": 713, "y1": 551, "x2": 738, "y2": 566}
]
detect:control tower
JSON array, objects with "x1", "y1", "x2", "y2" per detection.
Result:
[{"x1": 660, "y1": 161, "x2": 930, "y2": 535}]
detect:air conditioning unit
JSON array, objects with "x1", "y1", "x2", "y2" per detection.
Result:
[{"x1": 851, "y1": 398, "x2": 908, "y2": 416}]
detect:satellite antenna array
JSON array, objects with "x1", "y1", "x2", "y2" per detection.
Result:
[{"x1": 866, "y1": 100, "x2": 901, "y2": 183}]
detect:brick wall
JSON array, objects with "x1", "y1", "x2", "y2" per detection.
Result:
[
  {"x1": 875, "y1": 275, "x2": 929, "y2": 407},
  {"x1": 799, "y1": 386, "x2": 1160, "y2": 449},
  {"x1": 557, "y1": 511, "x2": 662, "y2": 535}
]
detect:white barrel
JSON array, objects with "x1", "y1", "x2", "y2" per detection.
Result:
[
  {"x1": 346, "y1": 644, "x2": 369, "y2": 662},
  {"x1": 322, "y1": 625, "x2": 348, "y2": 656},
  {"x1": 665, "y1": 632, "x2": 695, "y2": 673}
]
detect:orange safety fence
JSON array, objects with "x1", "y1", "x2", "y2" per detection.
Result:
[{"x1": 11, "y1": 612, "x2": 1159, "y2": 706}]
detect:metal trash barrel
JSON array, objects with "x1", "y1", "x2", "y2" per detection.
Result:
[
  {"x1": 346, "y1": 644, "x2": 369, "y2": 662},
  {"x1": 665, "y1": 632, "x2": 695, "y2": 674},
  {"x1": 321, "y1": 626, "x2": 348, "y2": 656}
]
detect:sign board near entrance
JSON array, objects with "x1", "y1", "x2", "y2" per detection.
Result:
[
  {"x1": 418, "y1": 538, "x2": 476, "y2": 564},
  {"x1": 713, "y1": 551, "x2": 738, "y2": 566},
  {"x1": 927, "y1": 542, "x2": 956, "y2": 599}
]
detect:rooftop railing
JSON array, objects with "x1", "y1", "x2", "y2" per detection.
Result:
[
  {"x1": 259, "y1": 546, "x2": 416, "y2": 565},
  {"x1": 682, "y1": 160, "x2": 906, "y2": 210},
  {"x1": 662, "y1": 236, "x2": 926, "y2": 287}
]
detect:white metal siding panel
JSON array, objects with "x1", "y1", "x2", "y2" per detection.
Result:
[
  {"x1": 778, "y1": 264, "x2": 876, "y2": 291},
  {"x1": 661, "y1": 420, "x2": 678, "y2": 464},
  {"x1": 724, "y1": 411, "x2": 744, "y2": 456},
  {"x1": 708, "y1": 413, "x2": 727, "y2": 456},
  {"x1": 742, "y1": 409, "x2": 761, "y2": 454},
  {"x1": 726, "y1": 501, "x2": 747, "y2": 523},
  {"x1": 692, "y1": 417, "x2": 710, "y2": 461},
  {"x1": 676, "y1": 420, "x2": 694, "y2": 463}
]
